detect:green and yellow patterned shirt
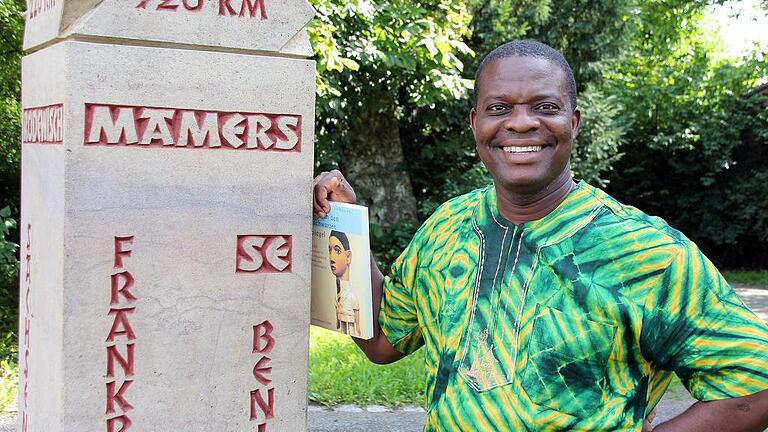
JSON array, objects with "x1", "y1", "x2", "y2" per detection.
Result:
[{"x1": 379, "y1": 181, "x2": 768, "y2": 431}]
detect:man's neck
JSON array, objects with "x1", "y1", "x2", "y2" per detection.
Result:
[{"x1": 495, "y1": 171, "x2": 575, "y2": 225}]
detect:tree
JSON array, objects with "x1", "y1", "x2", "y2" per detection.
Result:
[
  {"x1": 309, "y1": 0, "x2": 473, "y2": 228},
  {"x1": 602, "y1": 1, "x2": 768, "y2": 266},
  {"x1": 0, "y1": 0, "x2": 24, "y2": 361},
  {"x1": 0, "y1": 0, "x2": 24, "y2": 214}
]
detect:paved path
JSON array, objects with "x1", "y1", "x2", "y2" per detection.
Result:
[{"x1": 0, "y1": 286, "x2": 765, "y2": 431}]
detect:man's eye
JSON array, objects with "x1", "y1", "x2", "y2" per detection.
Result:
[
  {"x1": 487, "y1": 104, "x2": 507, "y2": 112},
  {"x1": 537, "y1": 103, "x2": 560, "y2": 112}
]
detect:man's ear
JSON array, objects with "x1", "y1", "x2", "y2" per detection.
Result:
[
  {"x1": 345, "y1": 250, "x2": 352, "y2": 264},
  {"x1": 571, "y1": 107, "x2": 581, "y2": 139}
]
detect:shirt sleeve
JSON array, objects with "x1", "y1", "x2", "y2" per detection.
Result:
[
  {"x1": 378, "y1": 233, "x2": 426, "y2": 356},
  {"x1": 641, "y1": 242, "x2": 768, "y2": 400}
]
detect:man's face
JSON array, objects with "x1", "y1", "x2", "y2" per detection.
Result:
[
  {"x1": 471, "y1": 56, "x2": 580, "y2": 195},
  {"x1": 328, "y1": 235, "x2": 351, "y2": 279}
]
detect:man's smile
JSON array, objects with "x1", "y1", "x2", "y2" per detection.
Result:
[{"x1": 502, "y1": 145, "x2": 544, "y2": 153}]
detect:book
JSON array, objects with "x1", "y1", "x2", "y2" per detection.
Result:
[{"x1": 311, "y1": 202, "x2": 374, "y2": 339}]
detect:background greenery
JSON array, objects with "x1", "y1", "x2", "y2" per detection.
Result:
[{"x1": 0, "y1": 0, "x2": 767, "y2": 409}]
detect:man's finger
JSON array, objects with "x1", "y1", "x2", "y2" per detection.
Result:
[{"x1": 314, "y1": 177, "x2": 338, "y2": 213}]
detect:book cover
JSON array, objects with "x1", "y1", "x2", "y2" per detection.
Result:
[{"x1": 311, "y1": 202, "x2": 374, "y2": 339}]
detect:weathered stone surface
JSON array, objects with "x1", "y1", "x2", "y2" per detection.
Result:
[
  {"x1": 23, "y1": 0, "x2": 315, "y2": 56},
  {"x1": 19, "y1": 40, "x2": 315, "y2": 431}
]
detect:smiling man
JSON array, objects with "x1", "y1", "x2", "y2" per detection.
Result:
[{"x1": 313, "y1": 40, "x2": 768, "y2": 431}]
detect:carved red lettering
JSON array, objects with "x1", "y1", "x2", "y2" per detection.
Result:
[
  {"x1": 157, "y1": 0, "x2": 179, "y2": 10},
  {"x1": 253, "y1": 320, "x2": 275, "y2": 354},
  {"x1": 177, "y1": 111, "x2": 221, "y2": 147},
  {"x1": 135, "y1": 0, "x2": 150, "y2": 8},
  {"x1": 219, "y1": 0, "x2": 237, "y2": 15},
  {"x1": 249, "y1": 320, "x2": 276, "y2": 427},
  {"x1": 106, "y1": 380, "x2": 134, "y2": 415},
  {"x1": 114, "y1": 236, "x2": 134, "y2": 268},
  {"x1": 236, "y1": 235, "x2": 292, "y2": 274},
  {"x1": 22, "y1": 104, "x2": 63, "y2": 145},
  {"x1": 87, "y1": 106, "x2": 139, "y2": 145},
  {"x1": 111, "y1": 272, "x2": 137, "y2": 305},
  {"x1": 106, "y1": 235, "x2": 137, "y2": 429},
  {"x1": 107, "y1": 415, "x2": 133, "y2": 432},
  {"x1": 138, "y1": 108, "x2": 175, "y2": 145},
  {"x1": 240, "y1": 0, "x2": 267, "y2": 19},
  {"x1": 252, "y1": 356, "x2": 273, "y2": 386},
  {"x1": 84, "y1": 104, "x2": 300, "y2": 151},
  {"x1": 107, "y1": 344, "x2": 135, "y2": 378},
  {"x1": 250, "y1": 388, "x2": 274, "y2": 422},
  {"x1": 27, "y1": 0, "x2": 59, "y2": 19},
  {"x1": 106, "y1": 308, "x2": 137, "y2": 342},
  {"x1": 20, "y1": 224, "x2": 33, "y2": 431},
  {"x1": 183, "y1": 0, "x2": 203, "y2": 10}
]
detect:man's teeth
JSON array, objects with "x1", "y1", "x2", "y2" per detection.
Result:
[{"x1": 503, "y1": 146, "x2": 543, "y2": 153}]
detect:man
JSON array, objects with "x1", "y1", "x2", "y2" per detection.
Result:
[
  {"x1": 328, "y1": 230, "x2": 360, "y2": 336},
  {"x1": 313, "y1": 40, "x2": 768, "y2": 431}
]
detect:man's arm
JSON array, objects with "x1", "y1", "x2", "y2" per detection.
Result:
[
  {"x1": 653, "y1": 389, "x2": 768, "y2": 432},
  {"x1": 313, "y1": 170, "x2": 406, "y2": 364},
  {"x1": 350, "y1": 256, "x2": 406, "y2": 364}
]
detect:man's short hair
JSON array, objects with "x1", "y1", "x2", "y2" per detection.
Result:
[
  {"x1": 472, "y1": 39, "x2": 578, "y2": 110},
  {"x1": 329, "y1": 230, "x2": 350, "y2": 250}
]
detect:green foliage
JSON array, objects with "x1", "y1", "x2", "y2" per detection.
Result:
[
  {"x1": 309, "y1": 327, "x2": 426, "y2": 406},
  {"x1": 309, "y1": 0, "x2": 474, "y2": 172},
  {"x1": 370, "y1": 219, "x2": 422, "y2": 273},
  {"x1": 0, "y1": 358, "x2": 17, "y2": 411},
  {"x1": 0, "y1": 0, "x2": 24, "y2": 212},
  {"x1": 602, "y1": 5, "x2": 768, "y2": 266},
  {"x1": 571, "y1": 85, "x2": 625, "y2": 186},
  {"x1": 0, "y1": 207, "x2": 18, "y2": 362},
  {"x1": 0, "y1": 0, "x2": 23, "y2": 394}
]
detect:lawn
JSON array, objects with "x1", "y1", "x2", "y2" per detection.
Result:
[
  {"x1": 0, "y1": 360, "x2": 16, "y2": 411},
  {"x1": 308, "y1": 327, "x2": 426, "y2": 407},
  {"x1": 722, "y1": 270, "x2": 768, "y2": 287}
]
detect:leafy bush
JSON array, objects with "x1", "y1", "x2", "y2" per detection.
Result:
[{"x1": 0, "y1": 207, "x2": 18, "y2": 362}]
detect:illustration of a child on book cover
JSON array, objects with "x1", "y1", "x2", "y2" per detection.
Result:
[{"x1": 311, "y1": 203, "x2": 373, "y2": 339}]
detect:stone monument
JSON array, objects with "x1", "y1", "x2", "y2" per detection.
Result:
[{"x1": 19, "y1": 1, "x2": 315, "y2": 431}]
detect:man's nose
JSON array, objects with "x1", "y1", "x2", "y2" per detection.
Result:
[{"x1": 504, "y1": 106, "x2": 539, "y2": 133}]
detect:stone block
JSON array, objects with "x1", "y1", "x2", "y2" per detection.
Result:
[
  {"x1": 19, "y1": 40, "x2": 315, "y2": 432},
  {"x1": 24, "y1": 0, "x2": 315, "y2": 56}
]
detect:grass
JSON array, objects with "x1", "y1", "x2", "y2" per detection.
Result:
[
  {"x1": 308, "y1": 327, "x2": 426, "y2": 407},
  {"x1": 0, "y1": 328, "x2": 428, "y2": 411},
  {"x1": 0, "y1": 359, "x2": 17, "y2": 411},
  {"x1": 723, "y1": 270, "x2": 768, "y2": 287}
]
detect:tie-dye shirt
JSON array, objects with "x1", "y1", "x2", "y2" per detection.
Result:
[{"x1": 379, "y1": 181, "x2": 768, "y2": 431}]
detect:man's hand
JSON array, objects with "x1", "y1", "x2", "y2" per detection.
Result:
[
  {"x1": 313, "y1": 170, "x2": 357, "y2": 218},
  {"x1": 311, "y1": 169, "x2": 404, "y2": 364}
]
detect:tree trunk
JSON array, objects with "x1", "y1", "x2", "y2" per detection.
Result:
[{"x1": 342, "y1": 93, "x2": 418, "y2": 228}]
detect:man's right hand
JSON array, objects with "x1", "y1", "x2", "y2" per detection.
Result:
[
  {"x1": 313, "y1": 170, "x2": 357, "y2": 218},
  {"x1": 313, "y1": 170, "x2": 405, "y2": 364}
]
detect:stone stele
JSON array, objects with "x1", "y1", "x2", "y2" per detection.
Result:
[{"x1": 19, "y1": 1, "x2": 316, "y2": 431}]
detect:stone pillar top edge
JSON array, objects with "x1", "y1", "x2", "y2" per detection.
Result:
[{"x1": 23, "y1": 0, "x2": 316, "y2": 57}]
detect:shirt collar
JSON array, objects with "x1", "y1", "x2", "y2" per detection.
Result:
[{"x1": 475, "y1": 181, "x2": 604, "y2": 247}]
